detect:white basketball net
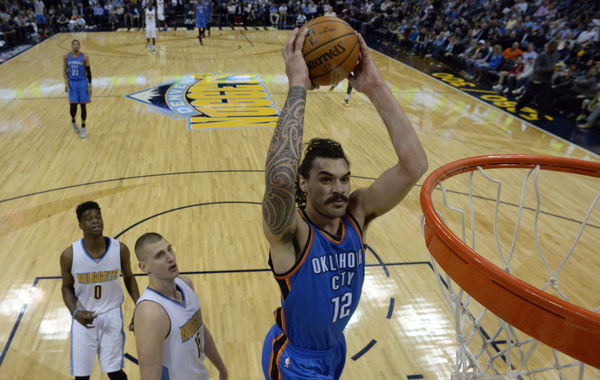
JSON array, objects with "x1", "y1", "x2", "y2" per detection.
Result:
[{"x1": 422, "y1": 164, "x2": 600, "y2": 379}]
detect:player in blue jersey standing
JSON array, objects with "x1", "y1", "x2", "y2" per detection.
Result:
[
  {"x1": 63, "y1": 39, "x2": 92, "y2": 139},
  {"x1": 195, "y1": 0, "x2": 208, "y2": 46},
  {"x1": 261, "y1": 28, "x2": 428, "y2": 379}
]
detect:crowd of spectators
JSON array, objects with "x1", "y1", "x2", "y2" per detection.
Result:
[
  {"x1": 355, "y1": 0, "x2": 600, "y2": 127},
  {"x1": 1, "y1": 0, "x2": 599, "y2": 127}
]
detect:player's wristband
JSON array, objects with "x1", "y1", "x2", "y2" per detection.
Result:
[{"x1": 86, "y1": 66, "x2": 92, "y2": 84}]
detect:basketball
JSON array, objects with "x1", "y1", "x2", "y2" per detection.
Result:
[{"x1": 300, "y1": 16, "x2": 360, "y2": 86}]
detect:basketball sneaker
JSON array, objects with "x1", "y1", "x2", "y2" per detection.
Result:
[
  {"x1": 79, "y1": 128, "x2": 87, "y2": 139},
  {"x1": 71, "y1": 121, "x2": 79, "y2": 134}
]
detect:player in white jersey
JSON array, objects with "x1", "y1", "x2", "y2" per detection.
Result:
[
  {"x1": 156, "y1": 0, "x2": 166, "y2": 31},
  {"x1": 133, "y1": 232, "x2": 228, "y2": 380},
  {"x1": 60, "y1": 201, "x2": 141, "y2": 380},
  {"x1": 144, "y1": 1, "x2": 157, "y2": 53}
]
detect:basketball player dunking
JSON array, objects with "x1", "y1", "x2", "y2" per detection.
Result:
[
  {"x1": 64, "y1": 39, "x2": 91, "y2": 139},
  {"x1": 59, "y1": 201, "x2": 141, "y2": 380},
  {"x1": 261, "y1": 28, "x2": 428, "y2": 379},
  {"x1": 133, "y1": 233, "x2": 228, "y2": 380}
]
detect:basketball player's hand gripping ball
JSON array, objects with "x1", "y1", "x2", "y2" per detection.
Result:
[
  {"x1": 300, "y1": 16, "x2": 360, "y2": 86},
  {"x1": 282, "y1": 28, "x2": 314, "y2": 90}
]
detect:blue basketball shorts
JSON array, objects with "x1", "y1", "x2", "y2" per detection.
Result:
[
  {"x1": 261, "y1": 324, "x2": 346, "y2": 380},
  {"x1": 68, "y1": 80, "x2": 90, "y2": 103}
]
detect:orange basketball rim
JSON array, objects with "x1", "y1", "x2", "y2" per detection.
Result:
[{"x1": 420, "y1": 154, "x2": 600, "y2": 368}]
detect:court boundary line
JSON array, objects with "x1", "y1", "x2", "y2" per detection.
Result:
[
  {"x1": 0, "y1": 33, "x2": 60, "y2": 66},
  {"x1": 0, "y1": 261, "x2": 430, "y2": 369},
  {"x1": 371, "y1": 49, "x2": 600, "y2": 159},
  {"x1": 2, "y1": 170, "x2": 597, "y2": 230}
]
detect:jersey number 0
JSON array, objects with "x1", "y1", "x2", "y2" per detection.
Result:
[{"x1": 94, "y1": 285, "x2": 102, "y2": 299}]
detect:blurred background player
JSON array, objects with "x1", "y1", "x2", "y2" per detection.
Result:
[
  {"x1": 63, "y1": 39, "x2": 91, "y2": 139},
  {"x1": 156, "y1": 0, "x2": 166, "y2": 31},
  {"x1": 59, "y1": 201, "x2": 140, "y2": 380},
  {"x1": 205, "y1": 0, "x2": 212, "y2": 37},
  {"x1": 195, "y1": 0, "x2": 207, "y2": 46},
  {"x1": 329, "y1": 79, "x2": 354, "y2": 107},
  {"x1": 134, "y1": 232, "x2": 228, "y2": 380},
  {"x1": 144, "y1": 1, "x2": 157, "y2": 53}
]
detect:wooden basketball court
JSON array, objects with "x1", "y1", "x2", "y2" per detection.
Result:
[{"x1": 0, "y1": 30, "x2": 598, "y2": 379}]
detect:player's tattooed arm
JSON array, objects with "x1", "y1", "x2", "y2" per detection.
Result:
[{"x1": 262, "y1": 86, "x2": 306, "y2": 236}]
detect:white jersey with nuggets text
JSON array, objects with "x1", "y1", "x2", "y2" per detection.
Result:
[
  {"x1": 72, "y1": 237, "x2": 124, "y2": 314},
  {"x1": 157, "y1": 0, "x2": 165, "y2": 20},
  {"x1": 145, "y1": 7, "x2": 157, "y2": 29},
  {"x1": 136, "y1": 277, "x2": 209, "y2": 380}
]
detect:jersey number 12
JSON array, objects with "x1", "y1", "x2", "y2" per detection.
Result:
[{"x1": 331, "y1": 292, "x2": 352, "y2": 323}]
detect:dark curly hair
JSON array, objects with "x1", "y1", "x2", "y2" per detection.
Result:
[
  {"x1": 295, "y1": 138, "x2": 350, "y2": 208},
  {"x1": 76, "y1": 201, "x2": 101, "y2": 221}
]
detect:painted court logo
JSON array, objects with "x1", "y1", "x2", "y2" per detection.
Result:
[{"x1": 125, "y1": 73, "x2": 279, "y2": 130}]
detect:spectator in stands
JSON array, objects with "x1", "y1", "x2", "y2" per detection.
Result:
[
  {"x1": 576, "y1": 25, "x2": 599, "y2": 47},
  {"x1": 0, "y1": 18, "x2": 17, "y2": 47},
  {"x1": 493, "y1": 55, "x2": 525, "y2": 93},
  {"x1": 278, "y1": 2, "x2": 287, "y2": 28},
  {"x1": 475, "y1": 44, "x2": 503, "y2": 80},
  {"x1": 56, "y1": 12, "x2": 69, "y2": 31},
  {"x1": 556, "y1": 31, "x2": 576, "y2": 61},
  {"x1": 410, "y1": 27, "x2": 429, "y2": 56},
  {"x1": 269, "y1": 1, "x2": 278, "y2": 27},
  {"x1": 76, "y1": 14, "x2": 86, "y2": 31},
  {"x1": 427, "y1": 32, "x2": 448, "y2": 59},
  {"x1": 522, "y1": 42, "x2": 538, "y2": 62},
  {"x1": 514, "y1": 0, "x2": 528, "y2": 17},
  {"x1": 92, "y1": 3, "x2": 105, "y2": 27},
  {"x1": 124, "y1": 0, "x2": 140, "y2": 30},
  {"x1": 361, "y1": 11, "x2": 383, "y2": 37},
  {"x1": 295, "y1": 12, "x2": 306, "y2": 27},
  {"x1": 458, "y1": 39, "x2": 478, "y2": 73},
  {"x1": 507, "y1": 55, "x2": 536, "y2": 96},
  {"x1": 465, "y1": 40, "x2": 491, "y2": 80},
  {"x1": 307, "y1": 1, "x2": 316, "y2": 19},
  {"x1": 323, "y1": 3, "x2": 335, "y2": 17},
  {"x1": 516, "y1": 40, "x2": 560, "y2": 117},
  {"x1": 548, "y1": 66, "x2": 599, "y2": 117},
  {"x1": 577, "y1": 86, "x2": 600, "y2": 129},
  {"x1": 226, "y1": 1, "x2": 235, "y2": 26},
  {"x1": 439, "y1": 34, "x2": 464, "y2": 68},
  {"x1": 503, "y1": 42, "x2": 523, "y2": 60},
  {"x1": 33, "y1": 0, "x2": 46, "y2": 38}
]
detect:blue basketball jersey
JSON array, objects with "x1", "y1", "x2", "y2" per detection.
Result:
[
  {"x1": 270, "y1": 209, "x2": 365, "y2": 350},
  {"x1": 205, "y1": 1, "x2": 211, "y2": 20},
  {"x1": 195, "y1": 3, "x2": 206, "y2": 27},
  {"x1": 67, "y1": 52, "x2": 86, "y2": 81},
  {"x1": 196, "y1": 3, "x2": 205, "y2": 17}
]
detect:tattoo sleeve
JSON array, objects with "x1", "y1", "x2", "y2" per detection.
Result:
[{"x1": 262, "y1": 86, "x2": 306, "y2": 235}]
